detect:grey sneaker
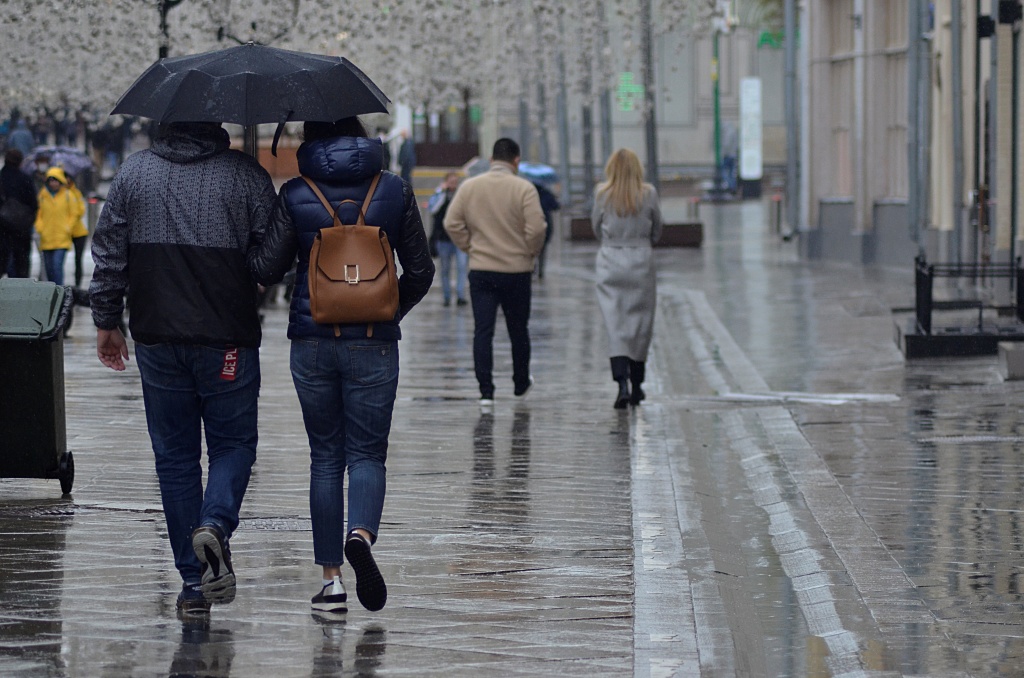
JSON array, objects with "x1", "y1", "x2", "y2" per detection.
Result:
[
  {"x1": 312, "y1": 575, "x2": 348, "y2": 613},
  {"x1": 192, "y1": 525, "x2": 235, "y2": 603}
]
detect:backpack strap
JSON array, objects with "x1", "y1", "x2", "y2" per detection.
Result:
[
  {"x1": 301, "y1": 173, "x2": 383, "y2": 221},
  {"x1": 360, "y1": 172, "x2": 382, "y2": 214},
  {"x1": 301, "y1": 176, "x2": 334, "y2": 215}
]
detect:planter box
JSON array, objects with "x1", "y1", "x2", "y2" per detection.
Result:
[
  {"x1": 658, "y1": 221, "x2": 703, "y2": 248},
  {"x1": 569, "y1": 217, "x2": 595, "y2": 241},
  {"x1": 568, "y1": 217, "x2": 703, "y2": 248}
]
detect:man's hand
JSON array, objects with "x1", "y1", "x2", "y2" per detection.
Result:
[{"x1": 97, "y1": 328, "x2": 129, "y2": 371}]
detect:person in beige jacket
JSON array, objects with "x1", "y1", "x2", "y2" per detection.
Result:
[{"x1": 444, "y1": 138, "x2": 546, "y2": 409}]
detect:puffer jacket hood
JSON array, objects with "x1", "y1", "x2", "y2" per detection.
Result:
[
  {"x1": 297, "y1": 136, "x2": 384, "y2": 183},
  {"x1": 151, "y1": 122, "x2": 231, "y2": 163}
]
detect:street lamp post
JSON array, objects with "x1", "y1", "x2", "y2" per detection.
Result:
[
  {"x1": 157, "y1": 0, "x2": 184, "y2": 60},
  {"x1": 639, "y1": 0, "x2": 659, "y2": 190},
  {"x1": 712, "y1": 28, "x2": 723, "y2": 194}
]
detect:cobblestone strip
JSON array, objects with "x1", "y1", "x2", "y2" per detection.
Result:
[
  {"x1": 675, "y1": 287, "x2": 938, "y2": 662},
  {"x1": 630, "y1": 405, "x2": 705, "y2": 677}
]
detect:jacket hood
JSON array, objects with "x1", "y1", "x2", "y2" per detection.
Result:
[
  {"x1": 297, "y1": 137, "x2": 384, "y2": 183},
  {"x1": 151, "y1": 122, "x2": 231, "y2": 163},
  {"x1": 44, "y1": 167, "x2": 68, "y2": 185}
]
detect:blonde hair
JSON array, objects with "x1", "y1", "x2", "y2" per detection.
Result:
[{"x1": 596, "y1": 148, "x2": 645, "y2": 217}]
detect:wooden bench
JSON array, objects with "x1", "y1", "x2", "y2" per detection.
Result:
[{"x1": 568, "y1": 217, "x2": 703, "y2": 248}]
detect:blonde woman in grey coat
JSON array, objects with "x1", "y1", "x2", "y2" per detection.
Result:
[{"x1": 591, "y1": 148, "x2": 663, "y2": 408}]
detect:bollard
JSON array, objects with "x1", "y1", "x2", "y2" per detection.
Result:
[
  {"x1": 771, "y1": 194, "x2": 783, "y2": 234},
  {"x1": 87, "y1": 195, "x2": 103, "y2": 235},
  {"x1": 687, "y1": 196, "x2": 700, "y2": 220}
]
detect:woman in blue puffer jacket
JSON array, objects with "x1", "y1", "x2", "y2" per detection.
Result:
[{"x1": 249, "y1": 117, "x2": 434, "y2": 614}]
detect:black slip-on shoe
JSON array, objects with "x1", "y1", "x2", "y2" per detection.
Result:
[{"x1": 344, "y1": 534, "x2": 387, "y2": 612}]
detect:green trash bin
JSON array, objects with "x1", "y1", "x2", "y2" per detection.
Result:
[{"x1": 0, "y1": 278, "x2": 75, "y2": 494}]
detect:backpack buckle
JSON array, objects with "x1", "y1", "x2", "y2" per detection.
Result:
[{"x1": 344, "y1": 265, "x2": 360, "y2": 284}]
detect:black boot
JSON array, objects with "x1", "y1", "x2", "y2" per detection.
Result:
[
  {"x1": 611, "y1": 356, "x2": 631, "y2": 409},
  {"x1": 628, "y1": 359, "x2": 646, "y2": 406}
]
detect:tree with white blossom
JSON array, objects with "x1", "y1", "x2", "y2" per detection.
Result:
[{"x1": 0, "y1": 0, "x2": 780, "y2": 144}]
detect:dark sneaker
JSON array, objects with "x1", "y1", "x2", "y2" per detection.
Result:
[
  {"x1": 514, "y1": 375, "x2": 534, "y2": 397},
  {"x1": 456, "y1": 298, "x2": 468, "y2": 307},
  {"x1": 312, "y1": 575, "x2": 348, "y2": 613},
  {"x1": 192, "y1": 526, "x2": 235, "y2": 603},
  {"x1": 344, "y1": 533, "x2": 387, "y2": 611},
  {"x1": 176, "y1": 583, "x2": 211, "y2": 618}
]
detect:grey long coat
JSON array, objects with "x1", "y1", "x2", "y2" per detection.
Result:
[{"x1": 591, "y1": 185, "x2": 663, "y2": 361}]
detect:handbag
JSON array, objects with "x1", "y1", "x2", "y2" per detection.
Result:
[
  {"x1": 302, "y1": 173, "x2": 399, "y2": 335},
  {"x1": 0, "y1": 189, "x2": 36, "y2": 238}
]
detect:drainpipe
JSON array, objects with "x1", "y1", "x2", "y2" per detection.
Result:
[
  {"x1": 952, "y1": 0, "x2": 965, "y2": 265},
  {"x1": 784, "y1": 0, "x2": 799, "y2": 234},
  {"x1": 909, "y1": 0, "x2": 922, "y2": 253},
  {"x1": 853, "y1": 0, "x2": 866, "y2": 242}
]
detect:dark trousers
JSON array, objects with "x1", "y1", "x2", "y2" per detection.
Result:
[
  {"x1": 73, "y1": 235, "x2": 88, "y2": 288},
  {"x1": 0, "y1": 231, "x2": 31, "y2": 278},
  {"x1": 469, "y1": 270, "x2": 532, "y2": 398}
]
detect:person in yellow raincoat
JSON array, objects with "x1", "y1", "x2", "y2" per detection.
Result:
[
  {"x1": 35, "y1": 166, "x2": 79, "y2": 286},
  {"x1": 67, "y1": 174, "x2": 89, "y2": 288}
]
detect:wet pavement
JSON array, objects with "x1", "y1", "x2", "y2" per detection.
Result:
[{"x1": 1, "y1": 198, "x2": 1022, "y2": 677}]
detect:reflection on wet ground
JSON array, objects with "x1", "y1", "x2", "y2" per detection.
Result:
[{"x1": 0, "y1": 199, "x2": 1021, "y2": 676}]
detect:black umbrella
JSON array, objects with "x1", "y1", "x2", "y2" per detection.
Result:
[{"x1": 111, "y1": 42, "x2": 390, "y2": 128}]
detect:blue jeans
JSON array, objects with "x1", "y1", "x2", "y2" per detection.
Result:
[
  {"x1": 135, "y1": 343, "x2": 260, "y2": 585},
  {"x1": 436, "y1": 240, "x2": 468, "y2": 302},
  {"x1": 468, "y1": 271, "x2": 532, "y2": 398},
  {"x1": 41, "y1": 249, "x2": 66, "y2": 286},
  {"x1": 290, "y1": 337, "x2": 399, "y2": 566}
]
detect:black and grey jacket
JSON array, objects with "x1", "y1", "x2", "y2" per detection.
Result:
[{"x1": 90, "y1": 123, "x2": 276, "y2": 348}]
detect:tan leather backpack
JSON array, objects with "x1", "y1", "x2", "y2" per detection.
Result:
[{"x1": 303, "y1": 173, "x2": 399, "y2": 335}]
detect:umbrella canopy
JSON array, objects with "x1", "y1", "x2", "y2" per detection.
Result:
[
  {"x1": 111, "y1": 42, "x2": 390, "y2": 126},
  {"x1": 23, "y1": 146, "x2": 95, "y2": 178},
  {"x1": 518, "y1": 162, "x2": 558, "y2": 185}
]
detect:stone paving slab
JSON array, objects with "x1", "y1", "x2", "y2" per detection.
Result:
[{"x1": 2, "y1": 199, "x2": 1022, "y2": 676}]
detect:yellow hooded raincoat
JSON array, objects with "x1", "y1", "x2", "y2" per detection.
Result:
[{"x1": 35, "y1": 167, "x2": 83, "y2": 252}]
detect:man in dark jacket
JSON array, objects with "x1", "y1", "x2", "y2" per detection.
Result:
[
  {"x1": 0, "y1": 149, "x2": 39, "y2": 277},
  {"x1": 397, "y1": 128, "x2": 416, "y2": 186},
  {"x1": 90, "y1": 121, "x2": 276, "y2": 618}
]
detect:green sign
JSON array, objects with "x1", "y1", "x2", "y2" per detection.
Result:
[{"x1": 617, "y1": 72, "x2": 644, "y2": 112}]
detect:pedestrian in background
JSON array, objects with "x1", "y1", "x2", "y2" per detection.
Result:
[
  {"x1": 377, "y1": 127, "x2": 392, "y2": 172},
  {"x1": 397, "y1": 128, "x2": 416, "y2": 186},
  {"x1": 35, "y1": 167, "x2": 78, "y2": 286},
  {"x1": 444, "y1": 137, "x2": 546, "y2": 409},
  {"x1": 248, "y1": 116, "x2": 433, "y2": 614},
  {"x1": 429, "y1": 171, "x2": 468, "y2": 306},
  {"x1": 67, "y1": 173, "x2": 89, "y2": 289},
  {"x1": 6, "y1": 119, "x2": 34, "y2": 156},
  {"x1": 90, "y1": 121, "x2": 277, "y2": 618},
  {"x1": 0, "y1": 148, "x2": 38, "y2": 278},
  {"x1": 590, "y1": 148, "x2": 662, "y2": 409},
  {"x1": 533, "y1": 181, "x2": 560, "y2": 279}
]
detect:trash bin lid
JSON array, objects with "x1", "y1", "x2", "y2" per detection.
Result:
[{"x1": 0, "y1": 279, "x2": 68, "y2": 339}]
